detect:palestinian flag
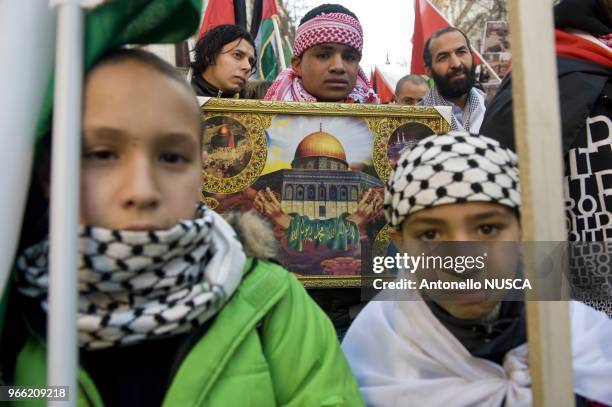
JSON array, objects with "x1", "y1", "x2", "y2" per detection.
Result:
[
  {"x1": 252, "y1": 0, "x2": 288, "y2": 81},
  {"x1": 371, "y1": 66, "x2": 400, "y2": 104}
]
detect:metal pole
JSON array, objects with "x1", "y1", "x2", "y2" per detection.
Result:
[
  {"x1": 48, "y1": 1, "x2": 84, "y2": 405},
  {"x1": 507, "y1": 0, "x2": 574, "y2": 405},
  {"x1": 271, "y1": 15, "x2": 287, "y2": 70}
]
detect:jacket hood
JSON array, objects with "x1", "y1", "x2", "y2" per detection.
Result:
[{"x1": 223, "y1": 211, "x2": 278, "y2": 260}]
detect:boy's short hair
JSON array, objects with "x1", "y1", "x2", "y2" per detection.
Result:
[
  {"x1": 191, "y1": 24, "x2": 256, "y2": 74},
  {"x1": 384, "y1": 132, "x2": 521, "y2": 229},
  {"x1": 394, "y1": 74, "x2": 428, "y2": 95}
]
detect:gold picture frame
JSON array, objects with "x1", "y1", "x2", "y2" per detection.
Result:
[{"x1": 200, "y1": 99, "x2": 450, "y2": 288}]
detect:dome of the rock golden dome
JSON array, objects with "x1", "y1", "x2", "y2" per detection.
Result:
[{"x1": 294, "y1": 131, "x2": 347, "y2": 162}]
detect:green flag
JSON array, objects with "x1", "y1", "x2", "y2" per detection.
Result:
[{"x1": 36, "y1": 0, "x2": 202, "y2": 139}]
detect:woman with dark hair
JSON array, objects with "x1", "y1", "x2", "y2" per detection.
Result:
[{"x1": 191, "y1": 24, "x2": 256, "y2": 98}]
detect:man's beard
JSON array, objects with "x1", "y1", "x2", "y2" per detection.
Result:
[{"x1": 432, "y1": 64, "x2": 476, "y2": 99}]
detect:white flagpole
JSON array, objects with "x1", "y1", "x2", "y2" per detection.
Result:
[
  {"x1": 271, "y1": 15, "x2": 286, "y2": 70},
  {"x1": 48, "y1": 0, "x2": 85, "y2": 404},
  {"x1": 0, "y1": 2, "x2": 57, "y2": 298}
]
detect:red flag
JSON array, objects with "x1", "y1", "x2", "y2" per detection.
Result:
[
  {"x1": 198, "y1": 0, "x2": 235, "y2": 39},
  {"x1": 261, "y1": 0, "x2": 279, "y2": 19},
  {"x1": 410, "y1": 0, "x2": 480, "y2": 74},
  {"x1": 373, "y1": 67, "x2": 395, "y2": 104}
]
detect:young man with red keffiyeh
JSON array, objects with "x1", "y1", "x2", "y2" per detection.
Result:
[
  {"x1": 263, "y1": 4, "x2": 379, "y2": 340},
  {"x1": 264, "y1": 4, "x2": 379, "y2": 104}
]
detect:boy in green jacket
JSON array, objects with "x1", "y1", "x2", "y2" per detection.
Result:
[{"x1": 0, "y1": 48, "x2": 364, "y2": 407}]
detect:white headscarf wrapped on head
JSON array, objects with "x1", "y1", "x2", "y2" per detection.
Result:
[{"x1": 343, "y1": 132, "x2": 612, "y2": 406}]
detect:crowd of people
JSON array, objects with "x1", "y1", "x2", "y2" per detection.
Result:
[{"x1": 0, "y1": 0, "x2": 610, "y2": 406}]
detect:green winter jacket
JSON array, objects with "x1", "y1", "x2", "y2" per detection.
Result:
[{"x1": 6, "y1": 258, "x2": 365, "y2": 406}]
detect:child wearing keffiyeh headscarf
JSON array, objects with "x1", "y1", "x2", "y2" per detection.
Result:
[
  {"x1": 264, "y1": 4, "x2": 379, "y2": 103},
  {"x1": 342, "y1": 132, "x2": 612, "y2": 407}
]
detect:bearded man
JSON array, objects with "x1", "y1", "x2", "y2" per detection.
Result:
[{"x1": 419, "y1": 27, "x2": 486, "y2": 133}]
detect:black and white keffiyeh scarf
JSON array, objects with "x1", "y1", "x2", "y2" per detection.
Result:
[
  {"x1": 420, "y1": 86, "x2": 486, "y2": 132},
  {"x1": 16, "y1": 204, "x2": 246, "y2": 350},
  {"x1": 384, "y1": 132, "x2": 521, "y2": 229}
]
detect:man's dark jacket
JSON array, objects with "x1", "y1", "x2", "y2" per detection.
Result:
[{"x1": 479, "y1": 55, "x2": 612, "y2": 315}]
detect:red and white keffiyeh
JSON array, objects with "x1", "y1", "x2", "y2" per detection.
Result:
[
  {"x1": 264, "y1": 67, "x2": 379, "y2": 103},
  {"x1": 264, "y1": 12, "x2": 379, "y2": 103},
  {"x1": 293, "y1": 12, "x2": 363, "y2": 57},
  {"x1": 597, "y1": 33, "x2": 612, "y2": 49}
]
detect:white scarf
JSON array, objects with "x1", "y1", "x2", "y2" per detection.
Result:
[
  {"x1": 17, "y1": 205, "x2": 246, "y2": 350},
  {"x1": 342, "y1": 297, "x2": 612, "y2": 406},
  {"x1": 420, "y1": 86, "x2": 486, "y2": 133}
]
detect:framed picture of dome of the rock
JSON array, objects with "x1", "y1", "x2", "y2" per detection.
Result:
[{"x1": 198, "y1": 99, "x2": 451, "y2": 288}]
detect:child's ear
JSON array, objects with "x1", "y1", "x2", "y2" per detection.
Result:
[{"x1": 291, "y1": 56, "x2": 302, "y2": 77}]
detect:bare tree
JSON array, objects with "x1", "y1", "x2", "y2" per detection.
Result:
[
  {"x1": 246, "y1": 0, "x2": 301, "y2": 46},
  {"x1": 277, "y1": 0, "x2": 306, "y2": 45},
  {"x1": 431, "y1": 0, "x2": 508, "y2": 49}
]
